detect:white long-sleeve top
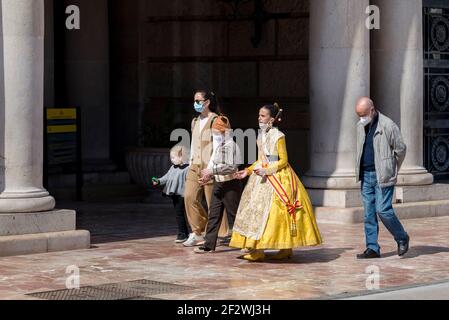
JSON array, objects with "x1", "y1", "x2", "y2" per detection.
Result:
[{"x1": 207, "y1": 137, "x2": 242, "y2": 182}]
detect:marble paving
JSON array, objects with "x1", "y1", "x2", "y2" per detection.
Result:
[{"x1": 0, "y1": 197, "x2": 448, "y2": 300}]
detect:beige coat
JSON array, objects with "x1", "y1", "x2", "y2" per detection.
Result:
[{"x1": 187, "y1": 113, "x2": 218, "y2": 184}]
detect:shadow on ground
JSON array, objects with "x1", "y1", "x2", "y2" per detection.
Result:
[
  {"x1": 381, "y1": 245, "x2": 449, "y2": 259},
  {"x1": 58, "y1": 197, "x2": 181, "y2": 244},
  {"x1": 260, "y1": 247, "x2": 354, "y2": 264}
]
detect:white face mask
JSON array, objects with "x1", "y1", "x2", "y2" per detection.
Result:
[
  {"x1": 359, "y1": 116, "x2": 372, "y2": 126},
  {"x1": 359, "y1": 108, "x2": 376, "y2": 126},
  {"x1": 213, "y1": 133, "x2": 224, "y2": 146},
  {"x1": 259, "y1": 122, "x2": 270, "y2": 131}
]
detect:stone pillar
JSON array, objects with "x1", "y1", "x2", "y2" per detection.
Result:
[
  {"x1": 371, "y1": 0, "x2": 433, "y2": 186},
  {"x1": 44, "y1": 0, "x2": 55, "y2": 108},
  {"x1": 0, "y1": 0, "x2": 90, "y2": 256},
  {"x1": 310, "y1": 0, "x2": 449, "y2": 224},
  {"x1": 303, "y1": 0, "x2": 370, "y2": 205},
  {"x1": 0, "y1": 0, "x2": 55, "y2": 213}
]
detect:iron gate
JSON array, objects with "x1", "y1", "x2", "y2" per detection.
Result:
[{"x1": 424, "y1": 0, "x2": 449, "y2": 180}]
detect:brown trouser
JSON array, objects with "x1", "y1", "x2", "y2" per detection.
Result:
[{"x1": 184, "y1": 166, "x2": 229, "y2": 236}]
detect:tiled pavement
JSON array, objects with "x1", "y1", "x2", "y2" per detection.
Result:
[{"x1": 0, "y1": 197, "x2": 448, "y2": 300}]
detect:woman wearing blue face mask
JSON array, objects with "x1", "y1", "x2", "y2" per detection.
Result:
[{"x1": 183, "y1": 90, "x2": 230, "y2": 247}]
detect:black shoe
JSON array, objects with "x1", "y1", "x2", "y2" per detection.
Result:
[
  {"x1": 357, "y1": 248, "x2": 381, "y2": 259},
  {"x1": 194, "y1": 246, "x2": 214, "y2": 254},
  {"x1": 398, "y1": 236, "x2": 410, "y2": 256},
  {"x1": 175, "y1": 233, "x2": 189, "y2": 243},
  {"x1": 219, "y1": 236, "x2": 231, "y2": 246}
]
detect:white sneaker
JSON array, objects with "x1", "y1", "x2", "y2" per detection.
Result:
[{"x1": 182, "y1": 233, "x2": 205, "y2": 247}]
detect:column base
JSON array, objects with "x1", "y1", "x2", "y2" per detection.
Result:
[
  {"x1": 0, "y1": 230, "x2": 91, "y2": 257},
  {"x1": 302, "y1": 173, "x2": 359, "y2": 190},
  {"x1": 308, "y1": 189, "x2": 363, "y2": 208},
  {"x1": 0, "y1": 192, "x2": 55, "y2": 213},
  {"x1": 397, "y1": 168, "x2": 434, "y2": 186},
  {"x1": 0, "y1": 209, "x2": 76, "y2": 236},
  {"x1": 0, "y1": 209, "x2": 90, "y2": 257},
  {"x1": 304, "y1": 167, "x2": 434, "y2": 189}
]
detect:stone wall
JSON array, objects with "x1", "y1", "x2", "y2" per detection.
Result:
[
  {"x1": 137, "y1": 0, "x2": 311, "y2": 173},
  {"x1": 109, "y1": 0, "x2": 142, "y2": 167},
  {"x1": 50, "y1": 0, "x2": 311, "y2": 173},
  {"x1": 46, "y1": 0, "x2": 110, "y2": 162}
]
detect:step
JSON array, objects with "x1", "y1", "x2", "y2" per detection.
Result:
[
  {"x1": 49, "y1": 184, "x2": 147, "y2": 201},
  {"x1": 48, "y1": 171, "x2": 132, "y2": 188},
  {"x1": 0, "y1": 230, "x2": 91, "y2": 257},
  {"x1": 315, "y1": 199, "x2": 449, "y2": 224},
  {"x1": 396, "y1": 184, "x2": 449, "y2": 203}
]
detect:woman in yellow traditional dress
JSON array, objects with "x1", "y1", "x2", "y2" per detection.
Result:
[{"x1": 230, "y1": 103, "x2": 323, "y2": 262}]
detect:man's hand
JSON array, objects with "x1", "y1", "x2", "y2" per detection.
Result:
[
  {"x1": 234, "y1": 169, "x2": 249, "y2": 180},
  {"x1": 199, "y1": 169, "x2": 213, "y2": 186},
  {"x1": 198, "y1": 176, "x2": 212, "y2": 186},
  {"x1": 201, "y1": 168, "x2": 212, "y2": 178}
]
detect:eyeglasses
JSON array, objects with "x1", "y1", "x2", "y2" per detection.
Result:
[{"x1": 194, "y1": 99, "x2": 208, "y2": 104}]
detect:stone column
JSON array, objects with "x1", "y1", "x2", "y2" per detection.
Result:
[
  {"x1": 303, "y1": 0, "x2": 370, "y2": 205},
  {"x1": 0, "y1": 0, "x2": 90, "y2": 256},
  {"x1": 309, "y1": 0, "x2": 449, "y2": 224},
  {"x1": 371, "y1": 0, "x2": 433, "y2": 186},
  {"x1": 0, "y1": 0, "x2": 55, "y2": 212}
]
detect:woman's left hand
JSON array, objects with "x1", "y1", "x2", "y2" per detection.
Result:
[{"x1": 254, "y1": 168, "x2": 267, "y2": 177}]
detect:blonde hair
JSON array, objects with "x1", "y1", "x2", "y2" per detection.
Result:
[{"x1": 170, "y1": 145, "x2": 190, "y2": 164}]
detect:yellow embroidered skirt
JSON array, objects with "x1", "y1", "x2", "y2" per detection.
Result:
[{"x1": 230, "y1": 167, "x2": 323, "y2": 250}]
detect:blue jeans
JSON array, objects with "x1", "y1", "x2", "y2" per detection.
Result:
[{"x1": 361, "y1": 171, "x2": 409, "y2": 254}]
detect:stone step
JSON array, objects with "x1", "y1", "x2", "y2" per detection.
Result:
[
  {"x1": 315, "y1": 199, "x2": 449, "y2": 224},
  {"x1": 0, "y1": 210, "x2": 76, "y2": 236},
  {"x1": 48, "y1": 171, "x2": 132, "y2": 188},
  {"x1": 82, "y1": 159, "x2": 118, "y2": 173},
  {"x1": 49, "y1": 184, "x2": 146, "y2": 202},
  {"x1": 308, "y1": 188, "x2": 399, "y2": 208},
  {"x1": 396, "y1": 184, "x2": 449, "y2": 203},
  {"x1": 0, "y1": 230, "x2": 91, "y2": 257},
  {"x1": 47, "y1": 159, "x2": 119, "y2": 175},
  {"x1": 308, "y1": 183, "x2": 449, "y2": 208}
]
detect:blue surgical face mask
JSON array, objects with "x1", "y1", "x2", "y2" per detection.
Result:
[{"x1": 194, "y1": 102, "x2": 205, "y2": 113}]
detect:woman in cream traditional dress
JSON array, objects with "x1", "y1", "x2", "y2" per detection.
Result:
[{"x1": 230, "y1": 104, "x2": 322, "y2": 262}]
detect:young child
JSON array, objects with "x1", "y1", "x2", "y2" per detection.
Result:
[
  {"x1": 152, "y1": 145, "x2": 190, "y2": 243},
  {"x1": 194, "y1": 116, "x2": 242, "y2": 253}
]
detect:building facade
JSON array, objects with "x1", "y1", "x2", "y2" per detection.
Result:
[{"x1": 1, "y1": 0, "x2": 449, "y2": 256}]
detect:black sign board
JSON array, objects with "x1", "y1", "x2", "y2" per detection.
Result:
[{"x1": 44, "y1": 107, "x2": 83, "y2": 201}]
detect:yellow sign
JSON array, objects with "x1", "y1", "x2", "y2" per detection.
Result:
[
  {"x1": 47, "y1": 108, "x2": 77, "y2": 120},
  {"x1": 47, "y1": 125, "x2": 77, "y2": 133}
]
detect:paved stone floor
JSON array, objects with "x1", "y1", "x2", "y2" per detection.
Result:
[{"x1": 0, "y1": 196, "x2": 449, "y2": 300}]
